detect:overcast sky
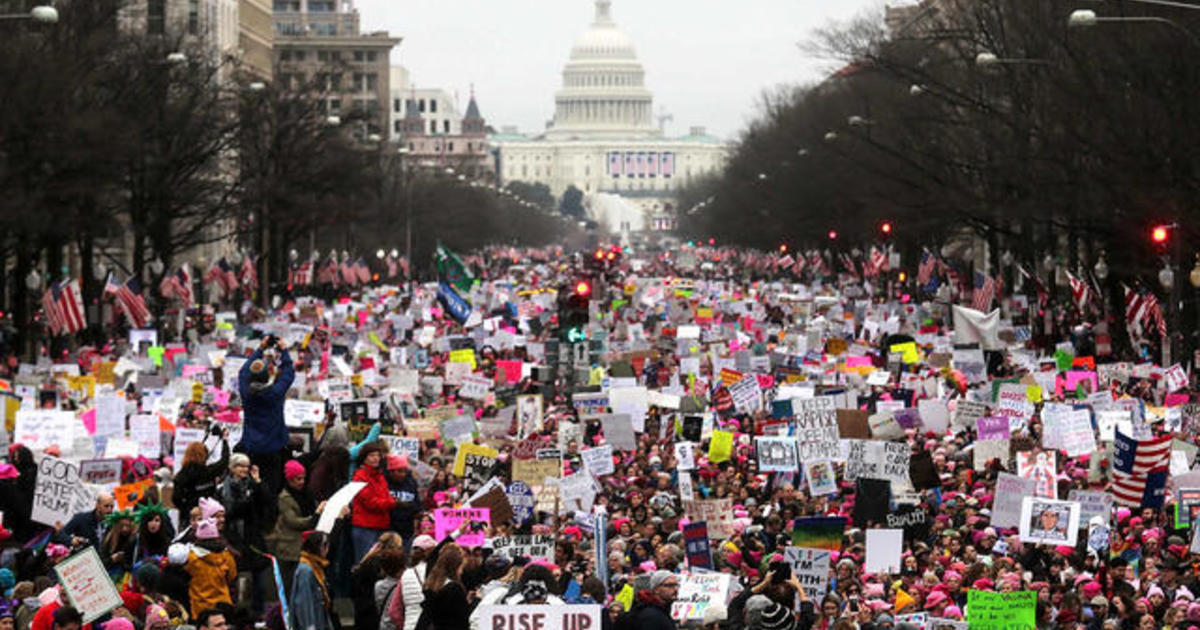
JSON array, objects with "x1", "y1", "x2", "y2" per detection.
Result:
[{"x1": 356, "y1": 0, "x2": 886, "y2": 140}]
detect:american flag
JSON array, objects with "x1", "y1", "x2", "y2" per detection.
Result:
[
  {"x1": 776, "y1": 254, "x2": 794, "y2": 270},
  {"x1": 1066, "y1": 270, "x2": 1092, "y2": 313},
  {"x1": 159, "y1": 265, "x2": 194, "y2": 307},
  {"x1": 53, "y1": 276, "x2": 87, "y2": 331},
  {"x1": 917, "y1": 250, "x2": 936, "y2": 286},
  {"x1": 866, "y1": 247, "x2": 888, "y2": 277},
  {"x1": 399, "y1": 256, "x2": 410, "y2": 279},
  {"x1": 340, "y1": 259, "x2": 358, "y2": 286},
  {"x1": 1123, "y1": 285, "x2": 1166, "y2": 338},
  {"x1": 355, "y1": 258, "x2": 371, "y2": 285},
  {"x1": 386, "y1": 255, "x2": 399, "y2": 279},
  {"x1": 240, "y1": 257, "x2": 258, "y2": 293},
  {"x1": 108, "y1": 275, "x2": 152, "y2": 329},
  {"x1": 971, "y1": 271, "x2": 995, "y2": 311},
  {"x1": 41, "y1": 285, "x2": 63, "y2": 335},
  {"x1": 318, "y1": 258, "x2": 339, "y2": 286},
  {"x1": 204, "y1": 259, "x2": 238, "y2": 298},
  {"x1": 1110, "y1": 431, "x2": 1171, "y2": 507},
  {"x1": 1018, "y1": 265, "x2": 1049, "y2": 308},
  {"x1": 292, "y1": 261, "x2": 313, "y2": 286}
]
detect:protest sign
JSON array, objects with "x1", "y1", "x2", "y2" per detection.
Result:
[
  {"x1": 433, "y1": 508, "x2": 490, "y2": 547},
  {"x1": 708, "y1": 430, "x2": 733, "y2": 463},
  {"x1": 78, "y1": 459, "x2": 122, "y2": 487},
  {"x1": 1059, "y1": 409, "x2": 1098, "y2": 457},
  {"x1": 670, "y1": 573, "x2": 732, "y2": 621},
  {"x1": 32, "y1": 456, "x2": 95, "y2": 527},
  {"x1": 952, "y1": 400, "x2": 989, "y2": 428},
  {"x1": 599, "y1": 414, "x2": 637, "y2": 451},
  {"x1": 571, "y1": 392, "x2": 609, "y2": 419},
  {"x1": 674, "y1": 442, "x2": 696, "y2": 470},
  {"x1": 490, "y1": 535, "x2": 554, "y2": 563},
  {"x1": 682, "y1": 498, "x2": 734, "y2": 539},
  {"x1": 581, "y1": 445, "x2": 615, "y2": 477},
  {"x1": 1017, "y1": 450, "x2": 1057, "y2": 499},
  {"x1": 459, "y1": 374, "x2": 492, "y2": 400},
  {"x1": 15, "y1": 410, "x2": 78, "y2": 453},
  {"x1": 795, "y1": 397, "x2": 839, "y2": 460},
  {"x1": 454, "y1": 443, "x2": 498, "y2": 493},
  {"x1": 805, "y1": 460, "x2": 837, "y2": 496},
  {"x1": 784, "y1": 547, "x2": 831, "y2": 601},
  {"x1": 992, "y1": 473, "x2": 1036, "y2": 529},
  {"x1": 558, "y1": 472, "x2": 596, "y2": 513},
  {"x1": 1018, "y1": 497, "x2": 1080, "y2": 546},
  {"x1": 128, "y1": 414, "x2": 161, "y2": 458},
  {"x1": 316, "y1": 482, "x2": 365, "y2": 533},
  {"x1": 475, "y1": 605, "x2": 601, "y2": 630},
  {"x1": 284, "y1": 399, "x2": 325, "y2": 427},
  {"x1": 506, "y1": 481, "x2": 536, "y2": 524},
  {"x1": 380, "y1": 435, "x2": 421, "y2": 461},
  {"x1": 885, "y1": 505, "x2": 930, "y2": 542},
  {"x1": 54, "y1": 548, "x2": 123, "y2": 624},
  {"x1": 516, "y1": 394, "x2": 543, "y2": 439},
  {"x1": 755, "y1": 437, "x2": 797, "y2": 472},
  {"x1": 1088, "y1": 516, "x2": 1110, "y2": 554},
  {"x1": 682, "y1": 521, "x2": 713, "y2": 570},
  {"x1": 864, "y1": 529, "x2": 903, "y2": 573},
  {"x1": 513, "y1": 457, "x2": 560, "y2": 485},
  {"x1": 1067, "y1": 490, "x2": 1112, "y2": 528},
  {"x1": 967, "y1": 590, "x2": 1036, "y2": 630},
  {"x1": 113, "y1": 478, "x2": 155, "y2": 510}
]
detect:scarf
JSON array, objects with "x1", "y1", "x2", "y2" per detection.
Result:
[
  {"x1": 301, "y1": 551, "x2": 330, "y2": 610},
  {"x1": 286, "y1": 484, "x2": 317, "y2": 518}
]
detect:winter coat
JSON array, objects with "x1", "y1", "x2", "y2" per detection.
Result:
[
  {"x1": 628, "y1": 592, "x2": 677, "y2": 630},
  {"x1": 238, "y1": 348, "x2": 295, "y2": 454},
  {"x1": 387, "y1": 473, "x2": 420, "y2": 535},
  {"x1": 184, "y1": 546, "x2": 237, "y2": 617},
  {"x1": 351, "y1": 465, "x2": 395, "y2": 530},
  {"x1": 270, "y1": 487, "x2": 318, "y2": 562},
  {"x1": 400, "y1": 563, "x2": 427, "y2": 630},
  {"x1": 172, "y1": 439, "x2": 230, "y2": 516},
  {"x1": 420, "y1": 579, "x2": 470, "y2": 630}
]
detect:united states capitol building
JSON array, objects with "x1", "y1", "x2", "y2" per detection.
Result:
[{"x1": 492, "y1": 0, "x2": 729, "y2": 236}]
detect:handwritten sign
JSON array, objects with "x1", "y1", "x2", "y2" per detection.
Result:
[
  {"x1": 33, "y1": 456, "x2": 95, "y2": 527},
  {"x1": 967, "y1": 590, "x2": 1036, "y2": 630},
  {"x1": 795, "y1": 397, "x2": 839, "y2": 460},
  {"x1": 476, "y1": 605, "x2": 601, "y2": 630},
  {"x1": 784, "y1": 547, "x2": 831, "y2": 601},
  {"x1": 489, "y1": 535, "x2": 554, "y2": 563},
  {"x1": 670, "y1": 573, "x2": 732, "y2": 621},
  {"x1": 54, "y1": 548, "x2": 123, "y2": 624},
  {"x1": 14, "y1": 410, "x2": 78, "y2": 453}
]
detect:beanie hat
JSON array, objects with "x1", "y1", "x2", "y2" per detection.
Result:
[
  {"x1": 412, "y1": 535, "x2": 438, "y2": 550},
  {"x1": 196, "y1": 517, "x2": 219, "y2": 540},
  {"x1": 388, "y1": 454, "x2": 410, "y2": 471},
  {"x1": 102, "y1": 619, "x2": 135, "y2": 630},
  {"x1": 759, "y1": 601, "x2": 796, "y2": 630},
  {"x1": 249, "y1": 359, "x2": 269, "y2": 383},
  {"x1": 145, "y1": 604, "x2": 170, "y2": 628},
  {"x1": 199, "y1": 497, "x2": 225, "y2": 519},
  {"x1": 648, "y1": 570, "x2": 675, "y2": 589},
  {"x1": 284, "y1": 460, "x2": 306, "y2": 481}
]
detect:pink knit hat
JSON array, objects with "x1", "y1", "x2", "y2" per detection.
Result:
[
  {"x1": 196, "y1": 517, "x2": 219, "y2": 540},
  {"x1": 284, "y1": 460, "x2": 306, "y2": 480},
  {"x1": 200, "y1": 497, "x2": 225, "y2": 519}
]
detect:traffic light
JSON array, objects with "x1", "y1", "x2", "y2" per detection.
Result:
[
  {"x1": 828, "y1": 230, "x2": 838, "y2": 241},
  {"x1": 1152, "y1": 225, "x2": 1170, "y2": 246},
  {"x1": 880, "y1": 221, "x2": 893, "y2": 236},
  {"x1": 559, "y1": 280, "x2": 592, "y2": 342}
]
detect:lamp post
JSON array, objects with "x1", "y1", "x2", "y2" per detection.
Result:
[
  {"x1": 1190, "y1": 255, "x2": 1200, "y2": 365},
  {"x1": 1160, "y1": 260, "x2": 1176, "y2": 366},
  {"x1": 0, "y1": 6, "x2": 58, "y2": 22},
  {"x1": 1068, "y1": 9, "x2": 1200, "y2": 47},
  {"x1": 975, "y1": 51, "x2": 1051, "y2": 67}
]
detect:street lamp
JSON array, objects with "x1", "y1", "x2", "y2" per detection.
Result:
[
  {"x1": 1094, "y1": 252, "x2": 1109, "y2": 281},
  {"x1": 376, "y1": 249, "x2": 385, "y2": 259},
  {"x1": 824, "y1": 131, "x2": 838, "y2": 142},
  {"x1": 165, "y1": 52, "x2": 188, "y2": 65},
  {"x1": 248, "y1": 82, "x2": 267, "y2": 92},
  {"x1": 25, "y1": 270, "x2": 41, "y2": 291},
  {"x1": 909, "y1": 84, "x2": 926, "y2": 96},
  {"x1": 975, "y1": 51, "x2": 1050, "y2": 67},
  {"x1": 1067, "y1": 8, "x2": 1200, "y2": 47},
  {"x1": 325, "y1": 115, "x2": 341, "y2": 126},
  {"x1": 0, "y1": 5, "x2": 58, "y2": 22}
]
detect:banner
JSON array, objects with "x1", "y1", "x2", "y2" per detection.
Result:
[
  {"x1": 433, "y1": 508, "x2": 490, "y2": 547},
  {"x1": 475, "y1": 605, "x2": 601, "y2": 630},
  {"x1": 951, "y1": 305, "x2": 1001, "y2": 351},
  {"x1": 791, "y1": 516, "x2": 845, "y2": 550}
]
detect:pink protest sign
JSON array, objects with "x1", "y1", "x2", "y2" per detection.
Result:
[
  {"x1": 80, "y1": 408, "x2": 97, "y2": 435},
  {"x1": 210, "y1": 388, "x2": 231, "y2": 408},
  {"x1": 496, "y1": 360, "x2": 523, "y2": 385},
  {"x1": 845, "y1": 355, "x2": 872, "y2": 368},
  {"x1": 433, "y1": 508, "x2": 491, "y2": 547},
  {"x1": 1166, "y1": 393, "x2": 1190, "y2": 407},
  {"x1": 182, "y1": 364, "x2": 209, "y2": 379},
  {"x1": 1057, "y1": 371, "x2": 1099, "y2": 398}
]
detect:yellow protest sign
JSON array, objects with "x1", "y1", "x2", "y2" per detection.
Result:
[
  {"x1": 351, "y1": 373, "x2": 363, "y2": 388},
  {"x1": 67, "y1": 376, "x2": 96, "y2": 400},
  {"x1": 1026, "y1": 386, "x2": 1042, "y2": 403},
  {"x1": 449, "y1": 349, "x2": 477, "y2": 370},
  {"x1": 453, "y1": 443, "x2": 499, "y2": 476},
  {"x1": 368, "y1": 331, "x2": 389, "y2": 352},
  {"x1": 95, "y1": 362, "x2": 116, "y2": 385},
  {"x1": 709, "y1": 430, "x2": 733, "y2": 464},
  {"x1": 615, "y1": 584, "x2": 634, "y2": 612},
  {"x1": 889, "y1": 342, "x2": 920, "y2": 364}
]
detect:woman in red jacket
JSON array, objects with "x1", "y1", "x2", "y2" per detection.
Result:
[{"x1": 350, "y1": 442, "x2": 396, "y2": 563}]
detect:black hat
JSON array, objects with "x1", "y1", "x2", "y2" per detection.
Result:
[
  {"x1": 356, "y1": 441, "x2": 387, "y2": 466},
  {"x1": 759, "y1": 602, "x2": 796, "y2": 630}
]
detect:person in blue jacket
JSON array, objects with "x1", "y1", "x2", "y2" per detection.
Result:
[{"x1": 238, "y1": 335, "x2": 295, "y2": 496}]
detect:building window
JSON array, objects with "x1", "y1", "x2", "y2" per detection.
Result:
[
  {"x1": 273, "y1": 0, "x2": 299, "y2": 9},
  {"x1": 311, "y1": 22, "x2": 337, "y2": 35},
  {"x1": 280, "y1": 49, "x2": 292, "y2": 61},
  {"x1": 443, "y1": 120, "x2": 450, "y2": 133},
  {"x1": 430, "y1": 100, "x2": 437, "y2": 113},
  {"x1": 317, "y1": 50, "x2": 328, "y2": 61},
  {"x1": 409, "y1": 142, "x2": 415, "y2": 151},
  {"x1": 147, "y1": 0, "x2": 165, "y2": 34},
  {"x1": 448, "y1": 142, "x2": 454, "y2": 152},
  {"x1": 275, "y1": 22, "x2": 304, "y2": 35},
  {"x1": 418, "y1": 99, "x2": 426, "y2": 113},
  {"x1": 428, "y1": 121, "x2": 436, "y2": 134},
  {"x1": 329, "y1": 98, "x2": 341, "y2": 113},
  {"x1": 367, "y1": 51, "x2": 377, "y2": 62},
  {"x1": 394, "y1": 120, "x2": 401, "y2": 134},
  {"x1": 188, "y1": 0, "x2": 199, "y2": 34},
  {"x1": 308, "y1": 0, "x2": 334, "y2": 11},
  {"x1": 353, "y1": 50, "x2": 364, "y2": 62},
  {"x1": 294, "y1": 50, "x2": 306, "y2": 61},
  {"x1": 393, "y1": 98, "x2": 401, "y2": 113}
]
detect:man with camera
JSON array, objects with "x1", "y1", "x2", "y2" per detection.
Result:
[{"x1": 237, "y1": 334, "x2": 295, "y2": 496}]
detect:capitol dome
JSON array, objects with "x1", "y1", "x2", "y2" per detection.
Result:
[{"x1": 546, "y1": 0, "x2": 660, "y2": 140}]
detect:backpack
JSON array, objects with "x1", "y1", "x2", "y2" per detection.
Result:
[{"x1": 381, "y1": 580, "x2": 404, "y2": 630}]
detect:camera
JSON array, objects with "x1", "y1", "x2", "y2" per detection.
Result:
[{"x1": 769, "y1": 561, "x2": 791, "y2": 583}]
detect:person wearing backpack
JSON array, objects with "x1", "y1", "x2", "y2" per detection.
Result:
[
  {"x1": 617, "y1": 571, "x2": 679, "y2": 630},
  {"x1": 375, "y1": 549, "x2": 407, "y2": 630}
]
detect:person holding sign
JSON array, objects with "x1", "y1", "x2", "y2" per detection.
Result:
[
  {"x1": 238, "y1": 335, "x2": 295, "y2": 496},
  {"x1": 56, "y1": 493, "x2": 115, "y2": 552}
]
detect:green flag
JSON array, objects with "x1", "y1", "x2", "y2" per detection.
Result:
[{"x1": 434, "y1": 244, "x2": 474, "y2": 294}]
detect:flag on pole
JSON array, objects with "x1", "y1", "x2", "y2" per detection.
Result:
[
  {"x1": 1066, "y1": 270, "x2": 1092, "y2": 313},
  {"x1": 435, "y1": 244, "x2": 474, "y2": 294},
  {"x1": 355, "y1": 258, "x2": 371, "y2": 285},
  {"x1": 113, "y1": 277, "x2": 152, "y2": 329},
  {"x1": 159, "y1": 265, "x2": 194, "y2": 307},
  {"x1": 971, "y1": 272, "x2": 995, "y2": 312},
  {"x1": 917, "y1": 250, "x2": 936, "y2": 286},
  {"x1": 41, "y1": 286, "x2": 63, "y2": 336},
  {"x1": 292, "y1": 261, "x2": 313, "y2": 286},
  {"x1": 240, "y1": 257, "x2": 258, "y2": 294},
  {"x1": 1110, "y1": 431, "x2": 1171, "y2": 507},
  {"x1": 386, "y1": 255, "x2": 399, "y2": 279},
  {"x1": 54, "y1": 279, "x2": 87, "y2": 335}
]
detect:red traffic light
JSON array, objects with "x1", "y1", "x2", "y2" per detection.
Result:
[
  {"x1": 574, "y1": 281, "x2": 591, "y2": 297},
  {"x1": 606, "y1": 252, "x2": 616, "y2": 261},
  {"x1": 594, "y1": 249, "x2": 605, "y2": 260},
  {"x1": 1152, "y1": 225, "x2": 1169, "y2": 244},
  {"x1": 779, "y1": 244, "x2": 788, "y2": 253},
  {"x1": 828, "y1": 230, "x2": 838, "y2": 240},
  {"x1": 880, "y1": 221, "x2": 893, "y2": 235}
]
